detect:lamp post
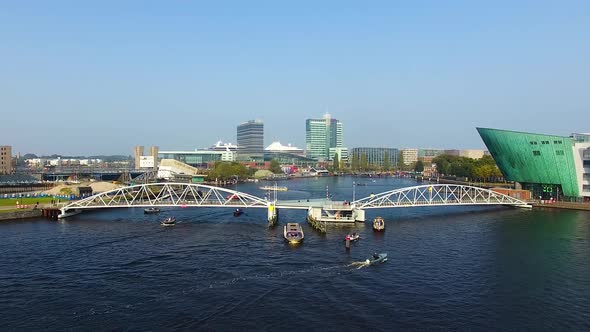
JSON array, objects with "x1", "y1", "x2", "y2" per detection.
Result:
[{"x1": 353, "y1": 181, "x2": 356, "y2": 202}]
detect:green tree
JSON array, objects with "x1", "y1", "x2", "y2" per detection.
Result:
[
  {"x1": 332, "y1": 153, "x2": 340, "y2": 172},
  {"x1": 414, "y1": 160, "x2": 424, "y2": 173},
  {"x1": 269, "y1": 159, "x2": 282, "y2": 174},
  {"x1": 382, "y1": 151, "x2": 391, "y2": 171},
  {"x1": 398, "y1": 151, "x2": 405, "y2": 170},
  {"x1": 360, "y1": 152, "x2": 369, "y2": 171},
  {"x1": 207, "y1": 161, "x2": 251, "y2": 181},
  {"x1": 351, "y1": 152, "x2": 359, "y2": 171}
]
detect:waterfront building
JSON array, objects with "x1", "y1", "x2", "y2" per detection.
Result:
[
  {"x1": 265, "y1": 141, "x2": 304, "y2": 156},
  {"x1": 133, "y1": 146, "x2": 144, "y2": 169},
  {"x1": 237, "y1": 120, "x2": 264, "y2": 161},
  {"x1": 444, "y1": 149, "x2": 461, "y2": 156},
  {"x1": 477, "y1": 128, "x2": 590, "y2": 201},
  {"x1": 459, "y1": 149, "x2": 486, "y2": 159},
  {"x1": 400, "y1": 148, "x2": 418, "y2": 166},
  {"x1": 329, "y1": 147, "x2": 349, "y2": 163},
  {"x1": 209, "y1": 141, "x2": 238, "y2": 161},
  {"x1": 418, "y1": 149, "x2": 445, "y2": 163},
  {"x1": 0, "y1": 145, "x2": 12, "y2": 174},
  {"x1": 264, "y1": 141, "x2": 316, "y2": 166},
  {"x1": 133, "y1": 145, "x2": 159, "y2": 170},
  {"x1": 306, "y1": 113, "x2": 343, "y2": 160},
  {"x1": 158, "y1": 150, "x2": 225, "y2": 168},
  {"x1": 351, "y1": 147, "x2": 399, "y2": 168}
]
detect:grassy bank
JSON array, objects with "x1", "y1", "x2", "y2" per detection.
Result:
[{"x1": 0, "y1": 197, "x2": 62, "y2": 207}]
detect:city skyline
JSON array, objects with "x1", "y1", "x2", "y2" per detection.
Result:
[{"x1": 1, "y1": 1, "x2": 589, "y2": 155}]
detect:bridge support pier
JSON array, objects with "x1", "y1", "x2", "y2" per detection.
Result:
[
  {"x1": 267, "y1": 204, "x2": 278, "y2": 227},
  {"x1": 353, "y1": 208, "x2": 365, "y2": 222}
]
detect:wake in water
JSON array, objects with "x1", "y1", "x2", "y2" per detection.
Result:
[{"x1": 348, "y1": 260, "x2": 370, "y2": 269}]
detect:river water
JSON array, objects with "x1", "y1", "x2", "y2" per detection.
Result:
[{"x1": 1, "y1": 177, "x2": 589, "y2": 330}]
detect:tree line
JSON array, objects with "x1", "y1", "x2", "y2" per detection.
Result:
[{"x1": 432, "y1": 154, "x2": 503, "y2": 181}]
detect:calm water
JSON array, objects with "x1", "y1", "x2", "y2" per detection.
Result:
[{"x1": 1, "y1": 177, "x2": 589, "y2": 330}]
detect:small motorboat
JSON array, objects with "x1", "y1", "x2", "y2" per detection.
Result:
[
  {"x1": 366, "y1": 252, "x2": 388, "y2": 265},
  {"x1": 373, "y1": 216, "x2": 385, "y2": 231},
  {"x1": 144, "y1": 207, "x2": 160, "y2": 214},
  {"x1": 233, "y1": 208, "x2": 244, "y2": 217},
  {"x1": 161, "y1": 216, "x2": 176, "y2": 226},
  {"x1": 283, "y1": 223, "x2": 304, "y2": 244},
  {"x1": 344, "y1": 233, "x2": 360, "y2": 242}
]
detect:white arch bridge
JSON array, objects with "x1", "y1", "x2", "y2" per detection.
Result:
[{"x1": 59, "y1": 183, "x2": 531, "y2": 221}]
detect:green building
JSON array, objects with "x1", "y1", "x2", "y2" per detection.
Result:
[{"x1": 477, "y1": 128, "x2": 590, "y2": 201}]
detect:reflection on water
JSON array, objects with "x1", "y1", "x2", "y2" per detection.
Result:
[{"x1": 0, "y1": 177, "x2": 589, "y2": 330}]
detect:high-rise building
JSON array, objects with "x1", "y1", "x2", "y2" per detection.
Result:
[
  {"x1": 133, "y1": 146, "x2": 144, "y2": 169},
  {"x1": 351, "y1": 147, "x2": 399, "y2": 168},
  {"x1": 133, "y1": 145, "x2": 159, "y2": 170},
  {"x1": 237, "y1": 120, "x2": 264, "y2": 161},
  {"x1": 0, "y1": 145, "x2": 13, "y2": 174},
  {"x1": 306, "y1": 114, "x2": 343, "y2": 160}
]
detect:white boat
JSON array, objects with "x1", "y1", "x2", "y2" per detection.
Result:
[
  {"x1": 373, "y1": 217, "x2": 385, "y2": 231},
  {"x1": 144, "y1": 207, "x2": 160, "y2": 214},
  {"x1": 161, "y1": 216, "x2": 176, "y2": 226},
  {"x1": 283, "y1": 223, "x2": 304, "y2": 244},
  {"x1": 344, "y1": 233, "x2": 360, "y2": 241},
  {"x1": 57, "y1": 209, "x2": 82, "y2": 219},
  {"x1": 259, "y1": 186, "x2": 288, "y2": 191}
]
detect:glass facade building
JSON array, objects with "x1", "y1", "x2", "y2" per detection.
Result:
[
  {"x1": 158, "y1": 151, "x2": 223, "y2": 168},
  {"x1": 306, "y1": 114, "x2": 343, "y2": 160},
  {"x1": 351, "y1": 147, "x2": 399, "y2": 168},
  {"x1": 477, "y1": 128, "x2": 590, "y2": 200},
  {"x1": 237, "y1": 120, "x2": 264, "y2": 161}
]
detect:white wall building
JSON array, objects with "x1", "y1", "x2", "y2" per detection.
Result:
[
  {"x1": 460, "y1": 149, "x2": 485, "y2": 159},
  {"x1": 401, "y1": 148, "x2": 418, "y2": 165}
]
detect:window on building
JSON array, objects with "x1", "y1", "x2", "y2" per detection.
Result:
[
  {"x1": 584, "y1": 160, "x2": 590, "y2": 167},
  {"x1": 584, "y1": 185, "x2": 590, "y2": 192},
  {"x1": 556, "y1": 150, "x2": 564, "y2": 156},
  {"x1": 533, "y1": 151, "x2": 541, "y2": 156}
]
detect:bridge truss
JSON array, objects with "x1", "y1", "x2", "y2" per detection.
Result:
[
  {"x1": 352, "y1": 184, "x2": 530, "y2": 209},
  {"x1": 61, "y1": 183, "x2": 269, "y2": 213}
]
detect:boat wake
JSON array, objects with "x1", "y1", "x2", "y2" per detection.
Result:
[
  {"x1": 348, "y1": 261, "x2": 370, "y2": 269},
  {"x1": 173, "y1": 263, "x2": 365, "y2": 296}
]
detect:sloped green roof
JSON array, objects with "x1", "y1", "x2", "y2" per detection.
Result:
[{"x1": 477, "y1": 128, "x2": 579, "y2": 197}]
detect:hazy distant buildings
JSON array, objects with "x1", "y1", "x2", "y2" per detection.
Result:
[
  {"x1": 237, "y1": 120, "x2": 264, "y2": 161},
  {"x1": 351, "y1": 147, "x2": 398, "y2": 168},
  {"x1": 133, "y1": 145, "x2": 159, "y2": 170},
  {"x1": 459, "y1": 149, "x2": 485, "y2": 159},
  {"x1": 158, "y1": 150, "x2": 227, "y2": 168},
  {"x1": 264, "y1": 141, "x2": 304, "y2": 156},
  {"x1": 418, "y1": 149, "x2": 445, "y2": 163},
  {"x1": 209, "y1": 141, "x2": 238, "y2": 161},
  {"x1": 306, "y1": 114, "x2": 343, "y2": 161},
  {"x1": 444, "y1": 149, "x2": 461, "y2": 156},
  {"x1": 0, "y1": 145, "x2": 13, "y2": 174},
  {"x1": 400, "y1": 148, "x2": 418, "y2": 165},
  {"x1": 264, "y1": 141, "x2": 315, "y2": 166},
  {"x1": 329, "y1": 147, "x2": 349, "y2": 163}
]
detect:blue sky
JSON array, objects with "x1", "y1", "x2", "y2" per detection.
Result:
[{"x1": 1, "y1": 0, "x2": 589, "y2": 155}]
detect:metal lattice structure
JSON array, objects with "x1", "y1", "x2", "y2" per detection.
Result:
[
  {"x1": 352, "y1": 184, "x2": 530, "y2": 209},
  {"x1": 61, "y1": 183, "x2": 269, "y2": 214}
]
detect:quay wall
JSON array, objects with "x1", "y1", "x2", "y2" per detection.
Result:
[{"x1": 0, "y1": 210, "x2": 43, "y2": 221}]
